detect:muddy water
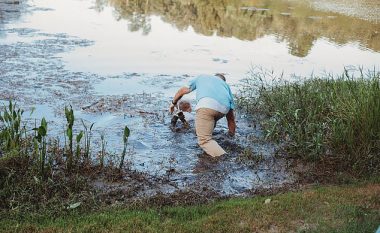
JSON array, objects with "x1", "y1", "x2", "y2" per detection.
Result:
[{"x1": 1, "y1": 0, "x2": 379, "y2": 196}]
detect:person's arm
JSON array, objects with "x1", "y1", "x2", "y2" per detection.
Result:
[
  {"x1": 169, "y1": 87, "x2": 191, "y2": 114},
  {"x1": 226, "y1": 109, "x2": 236, "y2": 136}
]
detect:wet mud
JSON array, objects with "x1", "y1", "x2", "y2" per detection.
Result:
[{"x1": 0, "y1": 0, "x2": 296, "y2": 200}]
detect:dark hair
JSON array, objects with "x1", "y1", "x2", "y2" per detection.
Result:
[{"x1": 215, "y1": 73, "x2": 226, "y2": 81}]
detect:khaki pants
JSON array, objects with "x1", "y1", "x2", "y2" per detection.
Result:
[{"x1": 195, "y1": 108, "x2": 226, "y2": 157}]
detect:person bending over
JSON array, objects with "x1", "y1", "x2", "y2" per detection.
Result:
[{"x1": 169, "y1": 73, "x2": 236, "y2": 157}]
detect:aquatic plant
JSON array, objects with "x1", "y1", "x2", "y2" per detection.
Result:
[
  {"x1": 64, "y1": 106, "x2": 75, "y2": 169},
  {"x1": 237, "y1": 67, "x2": 380, "y2": 175},
  {"x1": 81, "y1": 120, "x2": 94, "y2": 161},
  {"x1": 0, "y1": 101, "x2": 137, "y2": 217},
  {"x1": 0, "y1": 101, "x2": 25, "y2": 154},
  {"x1": 75, "y1": 131, "x2": 84, "y2": 163},
  {"x1": 32, "y1": 118, "x2": 48, "y2": 177},
  {"x1": 119, "y1": 126, "x2": 130, "y2": 170},
  {"x1": 99, "y1": 131, "x2": 107, "y2": 168}
]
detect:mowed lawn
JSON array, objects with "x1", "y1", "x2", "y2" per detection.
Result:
[{"x1": 1, "y1": 183, "x2": 379, "y2": 233}]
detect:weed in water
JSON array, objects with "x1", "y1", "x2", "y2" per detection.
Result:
[
  {"x1": 0, "y1": 101, "x2": 136, "y2": 218},
  {"x1": 81, "y1": 119, "x2": 94, "y2": 161},
  {"x1": 75, "y1": 131, "x2": 84, "y2": 164},
  {"x1": 64, "y1": 106, "x2": 75, "y2": 169},
  {"x1": 32, "y1": 117, "x2": 48, "y2": 178},
  {"x1": 99, "y1": 131, "x2": 107, "y2": 168},
  {"x1": 119, "y1": 126, "x2": 130, "y2": 170}
]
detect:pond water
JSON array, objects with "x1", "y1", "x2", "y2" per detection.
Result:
[
  {"x1": 0, "y1": 0, "x2": 380, "y2": 196},
  {"x1": 2, "y1": 0, "x2": 380, "y2": 80}
]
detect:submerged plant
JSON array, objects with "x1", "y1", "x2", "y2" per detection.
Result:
[{"x1": 119, "y1": 126, "x2": 130, "y2": 170}]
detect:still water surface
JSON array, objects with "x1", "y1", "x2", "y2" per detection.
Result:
[{"x1": 4, "y1": 0, "x2": 380, "y2": 80}]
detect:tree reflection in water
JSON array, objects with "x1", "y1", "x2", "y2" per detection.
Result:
[{"x1": 95, "y1": 0, "x2": 380, "y2": 57}]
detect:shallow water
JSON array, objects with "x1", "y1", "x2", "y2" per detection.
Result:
[{"x1": 0, "y1": 0, "x2": 379, "y2": 196}]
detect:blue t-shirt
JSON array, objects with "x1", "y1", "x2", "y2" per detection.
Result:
[{"x1": 188, "y1": 75, "x2": 235, "y2": 110}]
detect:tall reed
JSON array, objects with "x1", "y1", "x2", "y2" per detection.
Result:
[{"x1": 237, "y1": 68, "x2": 380, "y2": 175}]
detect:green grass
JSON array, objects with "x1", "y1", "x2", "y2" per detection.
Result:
[
  {"x1": 0, "y1": 182, "x2": 379, "y2": 233},
  {"x1": 237, "y1": 68, "x2": 380, "y2": 175}
]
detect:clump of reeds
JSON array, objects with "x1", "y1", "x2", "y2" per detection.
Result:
[
  {"x1": 0, "y1": 100, "x2": 132, "y2": 170},
  {"x1": 0, "y1": 101, "x2": 132, "y2": 215},
  {"x1": 237, "y1": 67, "x2": 380, "y2": 175}
]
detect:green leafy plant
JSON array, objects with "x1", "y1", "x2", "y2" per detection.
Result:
[
  {"x1": 32, "y1": 118, "x2": 48, "y2": 178},
  {"x1": 0, "y1": 101, "x2": 25, "y2": 154},
  {"x1": 64, "y1": 106, "x2": 75, "y2": 169},
  {"x1": 119, "y1": 126, "x2": 130, "y2": 170},
  {"x1": 75, "y1": 131, "x2": 84, "y2": 163}
]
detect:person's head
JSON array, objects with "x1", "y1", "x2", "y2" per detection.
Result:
[
  {"x1": 178, "y1": 100, "x2": 192, "y2": 113},
  {"x1": 215, "y1": 73, "x2": 226, "y2": 81}
]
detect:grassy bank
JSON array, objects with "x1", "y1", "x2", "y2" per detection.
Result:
[
  {"x1": 0, "y1": 182, "x2": 379, "y2": 233},
  {"x1": 237, "y1": 68, "x2": 380, "y2": 176},
  {"x1": 2, "y1": 69, "x2": 380, "y2": 232}
]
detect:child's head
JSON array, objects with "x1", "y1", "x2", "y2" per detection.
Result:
[{"x1": 178, "y1": 100, "x2": 192, "y2": 113}]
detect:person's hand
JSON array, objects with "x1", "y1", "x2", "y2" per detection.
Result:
[{"x1": 169, "y1": 103, "x2": 176, "y2": 114}]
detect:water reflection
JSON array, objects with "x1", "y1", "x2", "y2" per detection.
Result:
[
  {"x1": 97, "y1": 0, "x2": 380, "y2": 57},
  {"x1": 0, "y1": 0, "x2": 24, "y2": 37}
]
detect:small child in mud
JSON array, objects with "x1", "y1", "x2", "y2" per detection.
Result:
[{"x1": 170, "y1": 100, "x2": 194, "y2": 131}]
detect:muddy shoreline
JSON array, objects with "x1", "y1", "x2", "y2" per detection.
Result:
[{"x1": 0, "y1": 0, "x2": 299, "y2": 201}]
